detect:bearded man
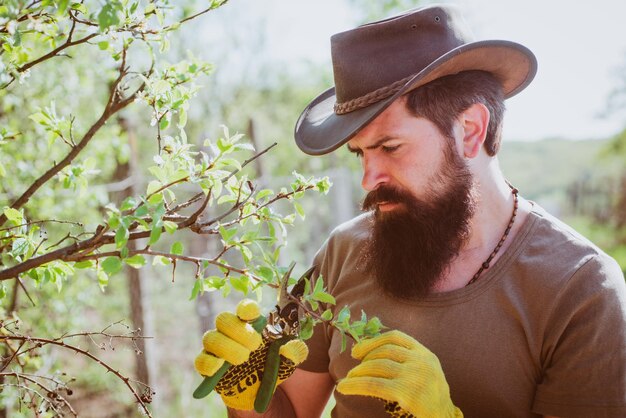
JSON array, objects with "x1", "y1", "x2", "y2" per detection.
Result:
[{"x1": 195, "y1": 5, "x2": 626, "y2": 418}]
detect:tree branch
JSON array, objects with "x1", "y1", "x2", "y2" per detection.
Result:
[
  {"x1": 0, "y1": 48, "x2": 135, "y2": 227},
  {"x1": 0, "y1": 372, "x2": 77, "y2": 417},
  {"x1": 1, "y1": 334, "x2": 152, "y2": 417}
]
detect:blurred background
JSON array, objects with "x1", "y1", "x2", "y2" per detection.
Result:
[{"x1": 1, "y1": 0, "x2": 625, "y2": 416}]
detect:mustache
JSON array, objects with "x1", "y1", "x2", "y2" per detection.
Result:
[{"x1": 361, "y1": 186, "x2": 415, "y2": 211}]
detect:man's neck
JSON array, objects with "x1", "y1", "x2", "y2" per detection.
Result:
[{"x1": 433, "y1": 167, "x2": 532, "y2": 292}]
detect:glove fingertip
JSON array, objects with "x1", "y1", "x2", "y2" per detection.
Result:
[
  {"x1": 279, "y1": 339, "x2": 309, "y2": 364},
  {"x1": 236, "y1": 299, "x2": 261, "y2": 321},
  {"x1": 194, "y1": 351, "x2": 225, "y2": 376}
]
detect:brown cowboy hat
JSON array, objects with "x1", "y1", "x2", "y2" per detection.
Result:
[{"x1": 294, "y1": 5, "x2": 537, "y2": 155}]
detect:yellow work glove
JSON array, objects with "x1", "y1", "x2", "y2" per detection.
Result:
[
  {"x1": 194, "y1": 299, "x2": 309, "y2": 411},
  {"x1": 336, "y1": 330, "x2": 463, "y2": 418}
]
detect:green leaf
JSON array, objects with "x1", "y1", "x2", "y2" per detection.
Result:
[
  {"x1": 146, "y1": 180, "x2": 162, "y2": 195},
  {"x1": 237, "y1": 244, "x2": 252, "y2": 263},
  {"x1": 313, "y1": 291, "x2": 336, "y2": 305},
  {"x1": 97, "y1": 269, "x2": 109, "y2": 291},
  {"x1": 115, "y1": 226, "x2": 129, "y2": 249},
  {"x1": 101, "y1": 257, "x2": 123, "y2": 275},
  {"x1": 144, "y1": 3, "x2": 156, "y2": 14},
  {"x1": 98, "y1": 2, "x2": 121, "y2": 31},
  {"x1": 98, "y1": 41, "x2": 109, "y2": 50},
  {"x1": 294, "y1": 201, "x2": 305, "y2": 220},
  {"x1": 148, "y1": 192, "x2": 163, "y2": 205},
  {"x1": 163, "y1": 220, "x2": 178, "y2": 234},
  {"x1": 71, "y1": 3, "x2": 88, "y2": 14},
  {"x1": 189, "y1": 279, "x2": 203, "y2": 300},
  {"x1": 178, "y1": 108, "x2": 187, "y2": 128},
  {"x1": 11, "y1": 238, "x2": 29, "y2": 256},
  {"x1": 57, "y1": 0, "x2": 70, "y2": 14},
  {"x1": 233, "y1": 142, "x2": 255, "y2": 152},
  {"x1": 152, "y1": 255, "x2": 171, "y2": 266},
  {"x1": 120, "y1": 196, "x2": 137, "y2": 212},
  {"x1": 218, "y1": 158, "x2": 242, "y2": 170},
  {"x1": 29, "y1": 112, "x2": 49, "y2": 126},
  {"x1": 337, "y1": 306, "x2": 351, "y2": 325},
  {"x1": 219, "y1": 226, "x2": 237, "y2": 243},
  {"x1": 321, "y1": 309, "x2": 334, "y2": 321},
  {"x1": 316, "y1": 177, "x2": 332, "y2": 194},
  {"x1": 216, "y1": 136, "x2": 232, "y2": 153},
  {"x1": 135, "y1": 204, "x2": 149, "y2": 217},
  {"x1": 170, "y1": 241, "x2": 184, "y2": 256},
  {"x1": 256, "y1": 266, "x2": 274, "y2": 282},
  {"x1": 125, "y1": 255, "x2": 146, "y2": 269},
  {"x1": 230, "y1": 275, "x2": 249, "y2": 295},
  {"x1": 159, "y1": 115, "x2": 170, "y2": 131},
  {"x1": 74, "y1": 260, "x2": 95, "y2": 269},
  {"x1": 308, "y1": 299, "x2": 319, "y2": 311},
  {"x1": 149, "y1": 224, "x2": 162, "y2": 245},
  {"x1": 364, "y1": 317, "x2": 384, "y2": 336},
  {"x1": 340, "y1": 332, "x2": 348, "y2": 352},
  {"x1": 313, "y1": 277, "x2": 325, "y2": 294},
  {"x1": 221, "y1": 282, "x2": 232, "y2": 298},
  {"x1": 0, "y1": 283, "x2": 6, "y2": 299},
  {"x1": 3, "y1": 207, "x2": 23, "y2": 224},
  {"x1": 299, "y1": 316, "x2": 315, "y2": 340},
  {"x1": 256, "y1": 189, "x2": 273, "y2": 200}
]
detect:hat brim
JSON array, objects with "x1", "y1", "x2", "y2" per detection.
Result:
[{"x1": 294, "y1": 40, "x2": 537, "y2": 156}]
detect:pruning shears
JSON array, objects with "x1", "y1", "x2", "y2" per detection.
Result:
[
  {"x1": 193, "y1": 262, "x2": 314, "y2": 413},
  {"x1": 253, "y1": 262, "x2": 313, "y2": 412}
]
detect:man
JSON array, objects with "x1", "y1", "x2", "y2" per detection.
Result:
[{"x1": 195, "y1": 5, "x2": 626, "y2": 417}]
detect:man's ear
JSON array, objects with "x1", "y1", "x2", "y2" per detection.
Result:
[{"x1": 460, "y1": 103, "x2": 490, "y2": 159}]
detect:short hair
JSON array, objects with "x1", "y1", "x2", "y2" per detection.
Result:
[{"x1": 404, "y1": 70, "x2": 506, "y2": 156}]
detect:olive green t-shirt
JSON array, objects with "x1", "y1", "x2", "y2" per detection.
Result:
[{"x1": 299, "y1": 206, "x2": 626, "y2": 418}]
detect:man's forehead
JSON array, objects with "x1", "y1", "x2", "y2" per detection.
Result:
[{"x1": 346, "y1": 97, "x2": 414, "y2": 150}]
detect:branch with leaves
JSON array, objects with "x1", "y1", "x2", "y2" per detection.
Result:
[
  {"x1": 0, "y1": 0, "x2": 230, "y2": 89},
  {"x1": 0, "y1": 1, "x2": 338, "y2": 415}
]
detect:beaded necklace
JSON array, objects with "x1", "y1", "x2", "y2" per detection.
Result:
[{"x1": 466, "y1": 187, "x2": 519, "y2": 286}]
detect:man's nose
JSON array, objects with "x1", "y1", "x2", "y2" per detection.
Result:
[{"x1": 361, "y1": 156, "x2": 389, "y2": 191}]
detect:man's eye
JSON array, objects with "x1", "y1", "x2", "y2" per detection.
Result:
[
  {"x1": 382, "y1": 145, "x2": 400, "y2": 153},
  {"x1": 353, "y1": 149, "x2": 363, "y2": 158}
]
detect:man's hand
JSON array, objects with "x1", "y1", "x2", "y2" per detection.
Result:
[
  {"x1": 194, "y1": 299, "x2": 309, "y2": 411},
  {"x1": 337, "y1": 330, "x2": 463, "y2": 418}
]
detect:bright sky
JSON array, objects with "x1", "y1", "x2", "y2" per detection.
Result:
[{"x1": 251, "y1": 0, "x2": 626, "y2": 141}]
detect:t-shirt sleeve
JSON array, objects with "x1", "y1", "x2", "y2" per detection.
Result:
[
  {"x1": 532, "y1": 253, "x2": 626, "y2": 418},
  {"x1": 298, "y1": 240, "x2": 332, "y2": 373}
]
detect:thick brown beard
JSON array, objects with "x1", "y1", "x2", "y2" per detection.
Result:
[{"x1": 360, "y1": 143, "x2": 476, "y2": 299}]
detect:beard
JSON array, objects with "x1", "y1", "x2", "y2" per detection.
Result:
[{"x1": 360, "y1": 143, "x2": 476, "y2": 299}]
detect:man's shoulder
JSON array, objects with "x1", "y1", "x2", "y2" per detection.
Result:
[
  {"x1": 521, "y1": 204, "x2": 623, "y2": 284},
  {"x1": 529, "y1": 205, "x2": 605, "y2": 256},
  {"x1": 328, "y1": 212, "x2": 372, "y2": 243},
  {"x1": 313, "y1": 213, "x2": 372, "y2": 264}
]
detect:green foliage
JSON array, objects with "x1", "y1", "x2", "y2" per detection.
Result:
[
  {"x1": 299, "y1": 274, "x2": 384, "y2": 352},
  {"x1": 0, "y1": 1, "x2": 335, "y2": 416}
]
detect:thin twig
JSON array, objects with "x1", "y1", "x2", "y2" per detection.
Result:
[
  {"x1": 167, "y1": 0, "x2": 231, "y2": 29},
  {"x1": 1, "y1": 335, "x2": 152, "y2": 417},
  {"x1": 17, "y1": 277, "x2": 36, "y2": 307},
  {"x1": 0, "y1": 372, "x2": 77, "y2": 417},
  {"x1": 0, "y1": 219, "x2": 84, "y2": 233}
]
